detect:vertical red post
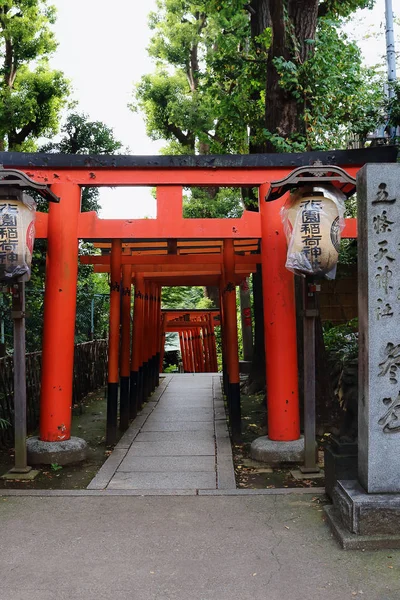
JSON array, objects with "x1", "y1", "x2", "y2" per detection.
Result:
[
  {"x1": 120, "y1": 263, "x2": 131, "y2": 431},
  {"x1": 184, "y1": 331, "x2": 190, "y2": 372},
  {"x1": 155, "y1": 285, "x2": 162, "y2": 386},
  {"x1": 259, "y1": 183, "x2": 300, "y2": 441},
  {"x1": 142, "y1": 280, "x2": 151, "y2": 400},
  {"x1": 159, "y1": 312, "x2": 166, "y2": 373},
  {"x1": 151, "y1": 283, "x2": 158, "y2": 390},
  {"x1": 188, "y1": 330, "x2": 195, "y2": 372},
  {"x1": 107, "y1": 239, "x2": 122, "y2": 444},
  {"x1": 194, "y1": 328, "x2": 201, "y2": 372},
  {"x1": 219, "y1": 281, "x2": 228, "y2": 394},
  {"x1": 179, "y1": 331, "x2": 186, "y2": 372},
  {"x1": 40, "y1": 183, "x2": 81, "y2": 442},
  {"x1": 131, "y1": 272, "x2": 144, "y2": 415},
  {"x1": 209, "y1": 314, "x2": 218, "y2": 372},
  {"x1": 223, "y1": 239, "x2": 241, "y2": 437},
  {"x1": 203, "y1": 319, "x2": 211, "y2": 372}
]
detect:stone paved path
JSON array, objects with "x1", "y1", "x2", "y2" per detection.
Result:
[{"x1": 87, "y1": 373, "x2": 236, "y2": 492}]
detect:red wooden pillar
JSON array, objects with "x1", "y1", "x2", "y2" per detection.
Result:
[
  {"x1": 120, "y1": 263, "x2": 131, "y2": 431},
  {"x1": 209, "y1": 314, "x2": 218, "y2": 372},
  {"x1": 107, "y1": 239, "x2": 122, "y2": 444},
  {"x1": 219, "y1": 281, "x2": 228, "y2": 393},
  {"x1": 155, "y1": 285, "x2": 162, "y2": 386},
  {"x1": 194, "y1": 327, "x2": 202, "y2": 372},
  {"x1": 179, "y1": 331, "x2": 186, "y2": 372},
  {"x1": 223, "y1": 239, "x2": 241, "y2": 437},
  {"x1": 188, "y1": 330, "x2": 195, "y2": 372},
  {"x1": 183, "y1": 331, "x2": 190, "y2": 372},
  {"x1": 203, "y1": 319, "x2": 211, "y2": 372},
  {"x1": 131, "y1": 272, "x2": 144, "y2": 415},
  {"x1": 153, "y1": 284, "x2": 158, "y2": 388},
  {"x1": 259, "y1": 184, "x2": 300, "y2": 441},
  {"x1": 159, "y1": 312, "x2": 166, "y2": 373},
  {"x1": 40, "y1": 183, "x2": 81, "y2": 442},
  {"x1": 143, "y1": 280, "x2": 151, "y2": 399}
]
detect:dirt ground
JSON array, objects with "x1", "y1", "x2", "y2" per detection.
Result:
[
  {"x1": 232, "y1": 391, "x2": 326, "y2": 489},
  {"x1": 0, "y1": 387, "x2": 118, "y2": 490}
]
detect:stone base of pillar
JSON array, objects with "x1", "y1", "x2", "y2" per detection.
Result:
[
  {"x1": 239, "y1": 360, "x2": 251, "y2": 374},
  {"x1": 250, "y1": 435, "x2": 304, "y2": 464},
  {"x1": 324, "y1": 437, "x2": 358, "y2": 500},
  {"x1": 325, "y1": 480, "x2": 400, "y2": 550},
  {"x1": 27, "y1": 436, "x2": 88, "y2": 466}
]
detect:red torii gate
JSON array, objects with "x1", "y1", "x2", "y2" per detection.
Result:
[
  {"x1": 162, "y1": 309, "x2": 220, "y2": 373},
  {"x1": 0, "y1": 147, "x2": 394, "y2": 461},
  {"x1": 81, "y1": 241, "x2": 255, "y2": 438}
]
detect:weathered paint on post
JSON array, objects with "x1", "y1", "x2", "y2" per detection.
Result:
[
  {"x1": 40, "y1": 183, "x2": 81, "y2": 442},
  {"x1": 259, "y1": 184, "x2": 300, "y2": 442}
]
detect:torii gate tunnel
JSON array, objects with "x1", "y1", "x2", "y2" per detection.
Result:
[{"x1": 2, "y1": 147, "x2": 394, "y2": 447}]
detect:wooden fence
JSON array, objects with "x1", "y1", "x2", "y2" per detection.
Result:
[{"x1": 0, "y1": 340, "x2": 107, "y2": 448}]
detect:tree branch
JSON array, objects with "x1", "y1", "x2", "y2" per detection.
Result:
[{"x1": 9, "y1": 122, "x2": 37, "y2": 148}]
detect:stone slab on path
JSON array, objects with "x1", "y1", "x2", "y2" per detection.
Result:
[
  {"x1": 124, "y1": 440, "x2": 216, "y2": 457},
  {"x1": 141, "y1": 420, "x2": 214, "y2": 432},
  {"x1": 108, "y1": 471, "x2": 216, "y2": 490},
  {"x1": 118, "y1": 455, "x2": 216, "y2": 473},
  {"x1": 87, "y1": 373, "x2": 235, "y2": 492}
]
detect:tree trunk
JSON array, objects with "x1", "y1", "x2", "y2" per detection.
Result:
[
  {"x1": 204, "y1": 285, "x2": 220, "y2": 308},
  {"x1": 265, "y1": 0, "x2": 318, "y2": 151}
]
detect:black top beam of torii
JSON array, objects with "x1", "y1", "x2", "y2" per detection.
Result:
[{"x1": 0, "y1": 146, "x2": 396, "y2": 169}]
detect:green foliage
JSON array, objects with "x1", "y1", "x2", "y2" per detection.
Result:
[
  {"x1": 41, "y1": 112, "x2": 123, "y2": 213},
  {"x1": 161, "y1": 286, "x2": 205, "y2": 309},
  {"x1": 164, "y1": 364, "x2": 178, "y2": 373},
  {"x1": 387, "y1": 82, "x2": 400, "y2": 133},
  {"x1": 183, "y1": 187, "x2": 243, "y2": 219},
  {"x1": 0, "y1": 416, "x2": 10, "y2": 429},
  {"x1": 133, "y1": 1, "x2": 386, "y2": 157},
  {"x1": 268, "y1": 18, "x2": 385, "y2": 151},
  {"x1": 195, "y1": 296, "x2": 213, "y2": 310},
  {"x1": 323, "y1": 318, "x2": 358, "y2": 362},
  {"x1": 0, "y1": 0, "x2": 70, "y2": 150},
  {"x1": 131, "y1": 0, "x2": 267, "y2": 156}
]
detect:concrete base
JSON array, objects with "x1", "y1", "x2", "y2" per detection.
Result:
[
  {"x1": 324, "y1": 437, "x2": 358, "y2": 500},
  {"x1": 239, "y1": 360, "x2": 251, "y2": 374},
  {"x1": 326, "y1": 479, "x2": 400, "y2": 549},
  {"x1": 27, "y1": 436, "x2": 88, "y2": 466},
  {"x1": 1, "y1": 469, "x2": 40, "y2": 481},
  {"x1": 290, "y1": 469, "x2": 323, "y2": 480},
  {"x1": 324, "y1": 505, "x2": 400, "y2": 550},
  {"x1": 250, "y1": 435, "x2": 304, "y2": 465}
]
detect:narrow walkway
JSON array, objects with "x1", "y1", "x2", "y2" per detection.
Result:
[{"x1": 88, "y1": 374, "x2": 236, "y2": 492}]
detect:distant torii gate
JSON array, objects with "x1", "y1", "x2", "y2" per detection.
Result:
[
  {"x1": 0, "y1": 147, "x2": 394, "y2": 457},
  {"x1": 162, "y1": 309, "x2": 220, "y2": 374}
]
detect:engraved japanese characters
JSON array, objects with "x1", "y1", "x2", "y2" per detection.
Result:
[{"x1": 281, "y1": 184, "x2": 346, "y2": 279}]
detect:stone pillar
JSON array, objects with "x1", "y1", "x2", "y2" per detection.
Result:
[
  {"x1": 326, "y1": 164, "x2": 400, "y2": 549},
  {"x1": 358, "y1": 164, "x2": 400, "y2": 493}
]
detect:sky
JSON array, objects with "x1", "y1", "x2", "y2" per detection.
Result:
[
  {"x1": 49, "y1": 0, "x2": 397, "y2": 219},
  {"x1": 51, "y1": 0, "x2": 161, "y2": 218}
]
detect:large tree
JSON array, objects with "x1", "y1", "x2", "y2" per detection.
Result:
[
  {"x1": 42, "y1": 112, "x2": 123, "y2": 212},
  {"x1": 132, "y1": 0, "x2": 386, "y2": 389},
  {"x1": 0, "y1": 0, "x2": 69, "y2": 151}
]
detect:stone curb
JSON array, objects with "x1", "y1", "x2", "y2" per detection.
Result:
[{"x1": 0, "y1": 487, "x2": 326, "y2": 497}]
